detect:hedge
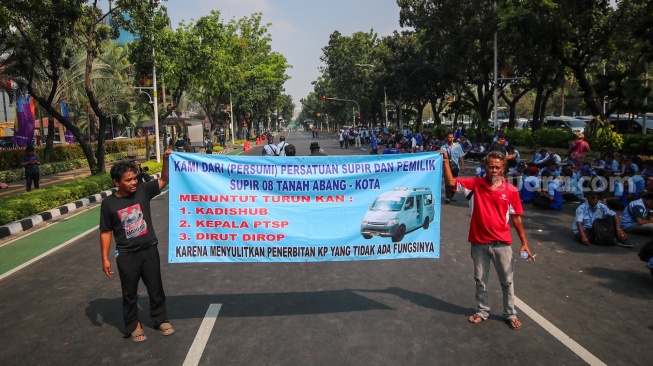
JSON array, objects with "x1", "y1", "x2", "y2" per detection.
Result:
[
  {"x1": 0, "y1": 147, "x2": 147, "y2": 183},
  {"x1": 621, "y1": 134, "x2": 653, "y2": 157},
  {"x1": 0, "y1": 156, "x2": 163, "y2": 226},
  {"x1": 0, "y1": 138, "x2": 152, "y2": 171}
]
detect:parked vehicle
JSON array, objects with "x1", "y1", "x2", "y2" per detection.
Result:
[
  {"x1": 360, "y1": 187, "x2": 435, "y2": 242},
  {"x1": 543, "y1": 116, "x2": 587, "y2": 133}
]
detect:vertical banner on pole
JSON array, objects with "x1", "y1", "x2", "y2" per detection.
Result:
[
  {"x1": 60, "y1": 102, "x2": 75, "y2": 143},
  {"x1": 169, "y1": 153, "x2": 442, "y2": 263},
  {"x1": 13, "y1": 96, "x2": 35, "y2": 147}
]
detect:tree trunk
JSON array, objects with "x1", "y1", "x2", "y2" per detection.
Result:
[
  {"x1": 84, "y1": 21, "x2": 107, "y2": 173},
  {"x1": 45, "y1": 117, "x2": 55, "y2": 160},
  {"x1": 27, "y1": 90, "x2": 98, "y2": 175}
]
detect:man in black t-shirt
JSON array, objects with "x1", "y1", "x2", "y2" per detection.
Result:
[{"x1": 99, "y1": 149, "x2": 174, "y2": 342}]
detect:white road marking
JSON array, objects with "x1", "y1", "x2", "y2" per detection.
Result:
[
  {"x1": 0, "y1": 190, "x2": 169, "y2": 281},
  {"x1": 183, "y1": 303, "x2": 222, "y2": 366},
  {"x1": 515, "y1": 297, "x2": 607, "y2": 366},
  {"x1": 0, "y1": 225, "x2": 98, "y2": 281}
]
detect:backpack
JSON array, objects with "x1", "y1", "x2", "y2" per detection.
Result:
[
  {"x1": 590, "y1": 218, "x2": 616, "y2": 246},
  {"x1": 638, "y1": 239, "x2": 653, "y2": 262}
]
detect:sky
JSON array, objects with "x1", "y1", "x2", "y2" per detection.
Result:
[{"x1": 163, "y1": 0, "x2": 406, "y2": 108}]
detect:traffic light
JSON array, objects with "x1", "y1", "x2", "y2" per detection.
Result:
[
  {"x1": 357, "y1": 115, "x2": 361, "y2": 121},
  {"x1": 322, "y1": 95, "x2": 326, "y2": 101},
  {"x1": 317, "y1": 113, "x2": 321, "y2": 117},
  {"x1": 243, "y1": 121, "x2": 247, "y2": 127}
]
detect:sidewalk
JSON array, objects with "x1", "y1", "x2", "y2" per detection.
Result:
[{"x1": 0, "y1": 145, "x2": 243, "y2": 240}]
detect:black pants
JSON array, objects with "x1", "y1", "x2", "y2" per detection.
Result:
[
  {"x1": 116, "y1": 245, "x2": 168, "y2": 336},
  {"x1": 531, "y1": 194, "x2": 552, "y2": 209},
  {"x1": 25, "y1": 171, "x2": 39, "y2": 192}
]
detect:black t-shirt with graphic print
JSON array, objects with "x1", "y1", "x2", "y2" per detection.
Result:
[{"x1": 100, "y1": 179, "x2": 161, "y2": 252}]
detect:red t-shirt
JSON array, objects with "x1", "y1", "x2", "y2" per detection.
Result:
[{"x1": 455, "y1": 177, "x2": 523, "y2": 244}]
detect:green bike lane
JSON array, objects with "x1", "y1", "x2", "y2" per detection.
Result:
[
  {"x1": 0, "y1": 186, "x2": 170, "y2": 279},
  {"x1": 0, "y1": 206, "x2": 101, "y2": 278},
  {"x1": 0, "y1": 146, "x2": 247, "y2": 279}
]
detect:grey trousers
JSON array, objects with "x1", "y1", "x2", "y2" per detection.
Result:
[{"x1": 470, "y1": 243, "x2": 517, "y2": 320}]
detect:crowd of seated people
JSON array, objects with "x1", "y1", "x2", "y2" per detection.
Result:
[{"x1": 437, "y1": 127, "x2": 652, "y2": 252}]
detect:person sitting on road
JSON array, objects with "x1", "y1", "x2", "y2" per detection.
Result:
[
  {"x1": 382, "y1": 144, "x2": 398, "y2": 154},
  {"x1": 506, "y1": 162, "x2": 526, "y2": 187},
  {"x1": 620, "y1": 192, "x2": 653, "y2": 236},
  {"x1": 605, "y1": 168, "x2": 637, "y2": 211},
  {"x1": 520, "y1": 166, "x2": 540, "y2": 203},
  {"x1": 534, "y1": 150, "x2": 561, "y2": 169},
  {"x1": 641, "y1": 160, "x2": 653, "y2": 178},
  {"x1": 560, "y1": 165, "x2": 583, "y2": 203},
  {"x1": 532, "y1": 170, "x2": 563, "y2": 210},
  {"x1": 573, "y1": 191, "x2": 629, "y2": 247},
  {"x1": 597, "y1": 152, "x2": 620, "y2": 177},
  {"x1": 475, "y1": 160, "x2": 486, "y2": 178},
  {"x1": 538, "y1": 160, "x2": 561, "y2": 178},
  {"x1": 529, "y1": 149, "x2": 546, "y2": 164}
]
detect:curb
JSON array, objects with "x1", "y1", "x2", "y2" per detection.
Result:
[{"x1": 0, "y1": 172, "x2": 161, "y2": 240}]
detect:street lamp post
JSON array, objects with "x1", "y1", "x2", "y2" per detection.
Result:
[{"x1": 327, "y1": 97, "x2": 359, "y2": 126}]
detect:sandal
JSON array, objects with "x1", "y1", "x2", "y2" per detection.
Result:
[
  {"x1": 506, "y1": 317, "x2": 522, "y2": 330},
  {"x1": 159, "y1": 322, "x2": 175, "y2": 336},
  {"x1": 130, "y1": 328, "x2": 147, "y2": 342},
  {"x1": 468, "y1": 314, "x2": 485, "y2": 324}
]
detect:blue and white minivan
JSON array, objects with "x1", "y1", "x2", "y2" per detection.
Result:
[{"x1": 360, "y1": 187, "x2": 435, "y2": 242}]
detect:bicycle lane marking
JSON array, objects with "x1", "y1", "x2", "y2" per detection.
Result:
[
  {"x1": 0, "y1": 188, "x2": 170, "y2": 280},
  {"x1": 0, "y1": 206, "x2": 101, "y2": 279}
]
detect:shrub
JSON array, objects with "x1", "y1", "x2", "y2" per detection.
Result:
[
  {"x1": 621, "y1": 134, "x2": 653, "y2": 157},
  {"x1": 585, "y1": 119, "x2": 624, "y2": 155},
  {"x1": 533, "y1": 129, "x2": 576, "y2": 150},
  {"x1": 0, "y1": 173, "x2": 113, "y2": 226}
]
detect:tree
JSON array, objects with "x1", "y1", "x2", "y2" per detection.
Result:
[
  {"x1": 398, "y1": 0, "x2": 506, "y2": 131},
  {"x1": 320, "y1": 30, "x2": 380, "y2": 125},
  {"x1": 1, "y1": 0, "x2": 99, "y2": 171},
  {"x1": 81, "y1": 0, "x2": 169, "y2": 172}
]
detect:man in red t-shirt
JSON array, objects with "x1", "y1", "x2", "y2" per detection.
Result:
[{"x1": 443, "y1": 150, "x2": 535, "y2": 330}]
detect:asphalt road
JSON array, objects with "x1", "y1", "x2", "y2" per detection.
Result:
[{"x1": 0, "y1": 130, "x2": 651, "y2": 366}]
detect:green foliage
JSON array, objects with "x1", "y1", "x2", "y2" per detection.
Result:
[
  {"x1": 585, "y1": 120, "x2": 624, "y2": 154},
  {"x1": 533, "y1": 129, "x2": 576, "y2": 150},
  {"x1": 0, "y1": 174, "x2": 113, "y2": 226},
  {"x1": 0, "y1": 146, "x2": 146, "y2": 183},
  {"x1": 505, "y1": 128, "x2": 574, "y2": 151},
  {"x1": 621, "y1": 134, "x2": 653, "y2": 157}
]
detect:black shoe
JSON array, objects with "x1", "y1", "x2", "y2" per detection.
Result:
[
  {"x1": 616, "y1": 240, "x2": 633, "y2": 248},
  {"x1": 445, "y1": 198, "x2": 451, "y2": 204}
]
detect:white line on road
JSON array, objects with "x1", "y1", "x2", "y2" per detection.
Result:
[
  {"x1": 183, "y1": 303, "x2": 222, "y2": 366},
  {"x1": 515, "y1": 297, "x2": 607, "y2": 366}
]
